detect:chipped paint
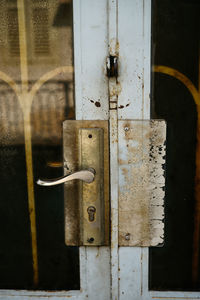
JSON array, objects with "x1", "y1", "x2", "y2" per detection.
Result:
[{"x1": 118, "y1": 120, "x2": 166, "y2": 246}]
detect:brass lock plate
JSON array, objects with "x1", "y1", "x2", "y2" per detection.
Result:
[{"x1": 63, "y1": 120, "x2": 109, "y2": 246}]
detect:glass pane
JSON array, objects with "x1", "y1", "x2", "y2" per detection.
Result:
[
  {"x1": 150, "y1": 0, "x2": 200, "y2": 291},
  {"x1": 0, "y1": 0, "x2": 79, "y2": 290}
]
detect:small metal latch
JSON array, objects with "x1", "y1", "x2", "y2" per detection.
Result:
[{"x1": 106, "y1": 55, "x2": 118, "y2": 78}]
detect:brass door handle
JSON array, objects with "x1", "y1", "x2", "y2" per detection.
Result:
[{"x1": 37, "y1": 168, "x2": 95, "y2": 186}]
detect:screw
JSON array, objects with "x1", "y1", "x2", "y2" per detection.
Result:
[
  {"x1": 87, "y1": 237, "x2": 94, "y2": 243},
  {"x1": 125, "y1": 233, "x2": 130, "y2": 240},
  {"x1": 124, "y1": 127, "x2": 129, "y2": 131}
]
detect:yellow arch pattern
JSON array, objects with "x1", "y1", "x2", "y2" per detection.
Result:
[
  {"x1": 0, "y1": 0, "x2": 73, "y2": 286},
  {"x1": 154, "y1": 65, "x2": 200, "y2": 285}
]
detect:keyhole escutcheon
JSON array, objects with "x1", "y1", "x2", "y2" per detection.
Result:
[{"x1": 87, "y1": 206, "x2": 96, "y2": 222}]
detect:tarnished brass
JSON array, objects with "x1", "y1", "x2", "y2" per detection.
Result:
[
  {"x1": 63, "y1": 120, "x2": 109, "y2": 246},
  {"x1": 79, "y1": 128, "x2": 104, "y2": 245}
]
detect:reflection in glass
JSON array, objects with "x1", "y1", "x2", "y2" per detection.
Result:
[
  {"x1": 150, "y1": 0, "x2": 200, "y2": 291},
  {"x1": 0, "y1": 0, "x2": 79, "y2": 290}
]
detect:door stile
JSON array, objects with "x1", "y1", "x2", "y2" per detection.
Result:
[
  {"x1": 73, "y1": 0, "x2": 111, "y2": 299},
  {"x1": 108, "y1": 0, "x2": 119, "y2": 299},
  {"x1": 117, "y1": 0, "x2": 151, "y2": 299}
]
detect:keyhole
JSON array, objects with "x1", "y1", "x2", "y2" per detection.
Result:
[{"x1": 87, "y1": 206, "x2": 96, "y2": 222}]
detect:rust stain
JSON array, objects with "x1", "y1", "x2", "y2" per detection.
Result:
[
  {"x1": 95, "y1": 101, "x2": 101, "y2": 107},
  {"x1": 89, "y1": 99, "x2": 101, "y2": 107},
  {"x1": 109, "y1": 39, "x2": 119, "y2": 56},
  {"x1": 116, "y1": 41, "x2": 119, "y2": 56},
  {"x1": 154, "y1": 64, "x2": 200, "y2": 285},
  {"x1": 109, "y1": 82, "x2": 122, "y2": 97},
  {"x1": 141, "y1": 250, "x2": 143, "y2": 295}
]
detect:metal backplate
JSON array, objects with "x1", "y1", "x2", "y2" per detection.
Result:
[
  {"x1": 63, "y1": 120, "x2": 109, "y2": 246},
  {"x1": 79, "y1": 128, "x2": 104, "y2": 245},
  {"x1": 118, "y1": 120, "x2": 166, "y2": 246}
]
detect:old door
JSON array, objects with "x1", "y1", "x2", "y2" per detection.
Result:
[{"x1": 1, "y1": 1, "x2": 199, "y2": 300}]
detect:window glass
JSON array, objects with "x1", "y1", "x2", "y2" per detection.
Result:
[
  {"x1": 150, "y1": 0, "x2": 200, "y2": 291},
  {"x1": 0, "y1": 0, "x2": 79, "y2": 290}
]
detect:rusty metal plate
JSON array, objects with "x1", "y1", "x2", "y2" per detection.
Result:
[
  {"x1": 118, "y1": 120, "x2": 166, "y2": 246},
  {"x1": 63, "y1": 120, "x2": 109, "y2": 246}
]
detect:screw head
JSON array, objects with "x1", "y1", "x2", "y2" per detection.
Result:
[
  {"x1": 125, "y1": 233, "x2": 130, "y2": 240},
  {"x1": 87, "y1": 237, "x2": 94, "y2": 243},
  {"x1": 124, "y1": 127, "x2": 129, "y2": 131}
]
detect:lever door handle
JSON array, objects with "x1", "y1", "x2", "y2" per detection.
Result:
[{"x1": 37, "y1": 168, "x2": 95, "y2": 186}]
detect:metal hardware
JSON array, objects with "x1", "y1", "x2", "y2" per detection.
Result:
[
  {"x1": 125, "y1": 233, "x2": 131, "y2": 241},
  {"x1": 87, "y1": 206, "x2": 96, "y2": 222},
  {"x1": 87, "y1": 237, "x2": 95, "y2": 243},
  {"x1": 63, "y1": 120, "x2": 109, "y2": 246},
  {"x1": 106, "y1": 55, "x2": 118, "y2": 78},
  {"x1": 36, "y1": 169, "x2": 95, "y2": 186},
  {"x1": 118, "y1": 120, "x2": 166, "y2": 247},
  {"x1": 79, "y1": 128, "x2": 105, "y2": 245}
]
